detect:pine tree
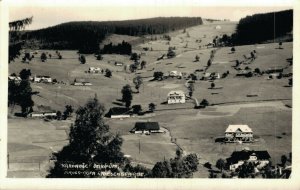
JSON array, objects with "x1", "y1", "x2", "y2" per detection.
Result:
[{"x1": 47, "y1": 96, "x2": 126, "y2": 177}]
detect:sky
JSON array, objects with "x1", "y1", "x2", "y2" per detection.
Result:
[{"x1": 8, "y1": 0, "x2": 293, "y2": 30}]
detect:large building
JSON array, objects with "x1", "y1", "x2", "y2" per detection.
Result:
[
  {"x1": 227, "y1": 149, "x2": 271, "y2": 171},
  {"x1": 167, "y1": 90, "x2": 185, "y2": 104},
  {"x1": 224, "y1": 125, "x2": 253, "y2": 142}
]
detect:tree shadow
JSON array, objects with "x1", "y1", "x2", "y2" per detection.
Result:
[
  {"x1": 14, "y1": 113, "x2": 25, "y2": 117},
  {"x1": 215, "y1": 137, "x2": 225, "y2": 143}
]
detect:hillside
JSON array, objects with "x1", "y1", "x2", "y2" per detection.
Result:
[
  {"x1": 8, "y1": 20, "x2": 292, "y2": 178},
  {"x1": 21, "y1": 17, "x2": 203, "y2": 53},
  {"x1": 231, "y1": 9, "x2": 293, "y2": 45}
]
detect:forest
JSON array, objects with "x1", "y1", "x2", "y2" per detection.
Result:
[
  {"x1": 231, "y1": 9, "x2": 293, "y2": 45},
  {"x1": 22, "y1": 17, "x2": 203, "y2": 53}
]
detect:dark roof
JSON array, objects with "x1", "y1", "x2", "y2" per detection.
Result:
[
  {"x1": 105, "y1": 107, "x2": 130, "y2": 117},
  {"x1": 134, "y1": 122, "x2": 160, "y2": 131},
  {"x1": 227, "y1": 150, "x2": 271, "y2": 164}
]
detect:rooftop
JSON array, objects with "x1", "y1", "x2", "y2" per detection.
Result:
[
  {"x1": 134, "y1": 122, "x2": 160, "y2": 131},
  {"x1": 227, "y1": 150, "x2": 271, "y2": 164},
  {"x1": 168, "y1": 90, "x2": 185, "y2": 96},
  {"x1": 225, "y1": 125, "x2": 252, "y2": 133}
]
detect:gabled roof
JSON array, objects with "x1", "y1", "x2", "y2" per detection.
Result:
[
  {"x1": 227, "y1": 150, "x2": 271, "y2": 164},
  {"x1": 168, "y1": 90, "x2": 185, "y2": 96},
  {"x1": 134, "y1": 122, "x2": 160, "y2": 131},
  {"x1": 106, "y1": 107, "x2": 130, "y2": 116},
  {"x1": 225, "y1": 125, "x2": 252, "y2": 133}
]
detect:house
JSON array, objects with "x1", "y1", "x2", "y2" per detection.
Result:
[
  {"x1": 72, "y1": 79, "x2": 92, "y2": 86},
  {"x1": 167, "y1": 90, "x2": 185, "y2": 104},
  {"x1": 224, "y1": 125, "x2": 253, "y2": 142},
  {"x1": 73, "y1": 82, "x2": 92, "y2": 86},
  {"x1": 215, "y1": 25, "x2": 222, "y2": 30},
  {"x1": 236, "y1": 70, "x2": 252, "y2": 77},
  {"x1": 266, "y1": 67, "x2": 283, "y2": 74},
  {"x1": 226, "y1": 149, "x2": 271, "y2": 171},
  {"x1": 34, "y1": 75, "x2": 52, "y2": 83},
  {"x1": 115, "y1": 61, "x2": 124, "y2": 66},
  {"x1": 169, "y1": 71, "x2": 182, "y2": 78},
  {"x1": 203, "y1": 72, "x2": 220, "y2": 80},
  {"x1": 210, "y1": 72, "x2": 220, "y2": 79},
  {"x1": 88, "y1": 67, "x2": 102, "y2": 73},
  {"x1": 105, "y1": 107, "x2": 131, "y2": 119},
  {"x1": 8, "y1": 76, "x2": 22, "y2": 82},
  {"x1": 28, "y1": 112, "x2": 57, "y2": 118},
  {"x1": 130, "y1": 122, "x2": 162, "y2": 134}
]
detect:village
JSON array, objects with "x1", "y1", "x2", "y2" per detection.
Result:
[{"x1": 7, "y1": 14, "x2": 292, "y2": 178}]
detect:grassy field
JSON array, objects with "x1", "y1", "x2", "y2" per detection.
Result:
[{"x1": 8, "y1": 20, "x2": 292, "y2": 177}]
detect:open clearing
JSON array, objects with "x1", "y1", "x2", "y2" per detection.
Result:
[{"x1": 8, "y1": 20, "x2": 292, "y2": 177}]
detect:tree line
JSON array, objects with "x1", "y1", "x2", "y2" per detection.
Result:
[
  {"x1": 231, "y1": 9, "x2": 293, "y2": 45},
  {"x1": 21, "y1": 17, "x2": 203, "y2": 53}
]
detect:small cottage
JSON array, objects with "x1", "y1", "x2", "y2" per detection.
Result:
[
  {"x1": 167, "y1": 90, "x2": 185, "y2": 104},
  {"x1": 169, "y1": 71, "x2": 182, "y2": 78},
  {"x1": 34, "y1": 75, "x2": 52, "y2": 83},
  {"x1": 88, "y1": 67, "x2": 101, "y2": 73},
  {"x1": 105, "y1": 107, "x2": 131, "y2": 119},
  {"x1": 130, "y1": 122, "x2": 161, "y2": 134}
]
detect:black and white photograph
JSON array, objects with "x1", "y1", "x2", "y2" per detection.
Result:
[{"x1": 1, "y1": 0, "x2": 300, "y2": 189}]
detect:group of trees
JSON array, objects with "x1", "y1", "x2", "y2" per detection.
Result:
[
  {"x1": 56, "y1": 105, "x2": 74, "y2": 120},
  {"x1": 8, "y1": 69, "x2": 34, "y2": 116},
  {"x1": 231, "y1": 9, "x2": 293, "y2": 45},
  {"x1": 47, "y1": 96, "x2": 126, "y2": 177},
  {"x1": 22, "y1": 17, "x2": 202, "y2": 54},
  {"x1": 151, "y1": 149, "x2": 199, "y2": 178},
  {"x1": 101, "y1": 41, "x2": 132, "y2": 55}
]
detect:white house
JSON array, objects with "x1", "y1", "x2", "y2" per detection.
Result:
[
  {"x1": 8, "y1": 76, "x2": 22, "y2": 82},
  {"x1": 88, "y1": 67, "x2": 102, "y2": 73},
  {"x1": 73, "y1": 82, "x2": 92, "y2": 86},
  {"x1": 167, "y1": 90, "x2": 185, "y2": 104},
  {"x1": 169, "y1": 71, "x2": 183, "y2": 78},
  {"x1": 227, "y1": 149, "x2": 271, "y2": 171},
  {"x1": 203, "y1": 72, "x2": 220, "y2": 80},
  {"x1": 215, "y1": 25, "x2": 222, "y2": 30},
  {"x1": 28, "y1": 112, "x2": 57, "y2": 118},
  {"x1": 115, "y1": 61, "x2": 124, "y2": 66},
  {"x1": 34, "y1": 75, "x2": 52, "y2": 83},
  {"x1": 224, "y1": 125, "x2": 253, "y2": 142}
]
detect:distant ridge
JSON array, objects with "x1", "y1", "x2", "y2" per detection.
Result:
[{"x1": 21, "y1": 17, "x2": 203, "y2": 53}]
